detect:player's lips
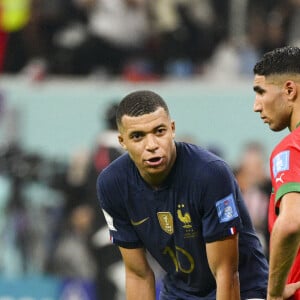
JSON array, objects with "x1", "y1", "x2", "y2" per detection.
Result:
[
  {"x1": 261, "y1": 116, "x2": 268, "y2": 123},
  {"x1": 144, "y1": 156, "x2": 164, "y2": 166}
]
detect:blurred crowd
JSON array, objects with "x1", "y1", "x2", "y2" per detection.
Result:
[
  {"x1": 0, "y1": 103, "x2": 126, "y2": 299},
  {"x1": 0, "y1": 0, "x2": 300, "y2": 80},
  {"x1": 0, "y1": 0, "x2": 298, "y2": 299}
]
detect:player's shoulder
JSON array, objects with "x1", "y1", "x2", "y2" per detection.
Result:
[
  {"x1": 273, "y1": 127, "x2": 300, "y2": 155},
  {"x1": 177, "y1": 141, "x2": 225, "y2": 167},
  {"x1": 289, "y1": 126, "x2": 300, "y2": 146},
  {"x1": 97, "y1": 152, "x2": 131, "y2": 185},
  {"x1": 177, "y1": 142, "x2": 231, "y2": 180}
]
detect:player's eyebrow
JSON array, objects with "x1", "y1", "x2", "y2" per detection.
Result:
[
  {"x1": 154, "y1": 123, "x2": 167, "y2": 130},
  {"x1": 253, "y1": 85, "x2": 265, "y2": 94},
  {"x1": 133, "y1": 124, "x2": 166, "y2": 133},
  {"x1": 129, "y1": 130, "x2": 144, "y2": 137},
  {"x1": 129, "y1": 123, "x2": 167, "y2": 137}
]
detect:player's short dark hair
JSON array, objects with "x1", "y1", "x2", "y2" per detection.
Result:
[
  {"x1": 253, "y1": 46, "x2": 300, "y2": 76},
  {"x1": 116, "y1": 90, "x2": 170, "y2": 126}
]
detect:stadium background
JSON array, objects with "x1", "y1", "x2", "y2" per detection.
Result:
[
  {"x1": 0, "y1": 76, "x2": 287, "y2": 166},
  {"x1": 0, "y1": 75, "x2": 287, "y2": 300},
  {"x1": 0, "y1": 0, "x2": 299, "y2": 299}
]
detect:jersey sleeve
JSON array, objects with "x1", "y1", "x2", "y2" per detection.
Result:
[
  {"x1": 96, "y1": 171, "x2": 143, "y2": 249},
  {"x1": 271, "y1": 146, "x2": 300, "y2": 208},
  {"x1": 199, "y1": 160, "x2": 242, "y2": 243}
]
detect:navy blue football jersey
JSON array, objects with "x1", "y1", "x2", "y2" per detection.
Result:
[{"x1": 97, "y1": 142, "x2": 268, "y2": 299}]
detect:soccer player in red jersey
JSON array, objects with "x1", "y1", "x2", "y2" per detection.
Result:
[{"x1": 253, "y1": 46, "x2": 300, "y2": 300}]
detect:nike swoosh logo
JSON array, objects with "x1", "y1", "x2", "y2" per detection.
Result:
[{"x1": 131, "y1": 217, "x2": 149, "y2": 226}]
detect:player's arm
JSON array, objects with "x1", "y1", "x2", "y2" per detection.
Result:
[
  {"x1": 267, "y1": 192, "x2": 300, "y2": 300},
  {"x1": 206, "y1": 234, "x2": 240, "y2": 300},
  {"x1": 119, "y1": 246, "x2": 156, "y2": 300}
]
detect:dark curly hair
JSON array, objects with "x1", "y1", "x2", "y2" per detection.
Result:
[{"x1": 253, "y1": 46, "x2": 300, "y2": 76}]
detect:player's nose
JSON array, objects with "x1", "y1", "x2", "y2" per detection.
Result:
[
  {"x1": 145, "y1": 134, "x2": 158, "y2": 151},
  {"x1": 253, "y1": 97, "x2": 262, "y2": 112}
]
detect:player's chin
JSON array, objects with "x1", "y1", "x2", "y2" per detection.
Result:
[
  {"x1": 147, "y1": 165, "x2": 165, "y2": 172},
  {"x1": 269, "y1": 123, "x2": 286, "y2": 132},
  {"x1": 146, "y1": 165, "x2": 168, "y2": 176}
]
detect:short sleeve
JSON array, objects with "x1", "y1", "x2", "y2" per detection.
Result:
[
  {"x1": 97, "y1": 171, "x2": 143, "y2": 248},
  {"x1": 200, "y1": 160, "x2": 242, "y2": 242},
  {"x1": 272, "y1": 147, "x2": 300, "y2": 205}
]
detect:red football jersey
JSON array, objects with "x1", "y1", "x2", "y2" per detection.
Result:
[{"x1": 269, "y1": 126, "x2": 300, "y2": 299}]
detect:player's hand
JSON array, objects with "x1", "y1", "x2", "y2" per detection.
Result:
[{"x1": 283, "y1": 281, "x2": 300, "y2": 299}]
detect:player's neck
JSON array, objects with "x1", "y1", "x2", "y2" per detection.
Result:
[{"x1": 290, "y1": 116, "x2": 300, "y2": 131}]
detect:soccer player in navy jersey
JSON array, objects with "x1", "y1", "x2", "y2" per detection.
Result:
[{"x1": 97, "y1": 90, "x2": 270, "y2": 300}]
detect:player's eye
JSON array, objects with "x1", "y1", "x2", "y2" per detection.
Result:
[
  {"x1": 130, "y1": 132, "x2": 143, "y2": 140},
  {"x1": 156, "y1": 127, "x2": 166, "y2": 135},
  {"x1": 254, "y1": 86, "x2": 265, "y2": 95}
]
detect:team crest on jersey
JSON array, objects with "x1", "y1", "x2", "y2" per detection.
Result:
[
  {"x1": 176, "y1": 204, "x2": 198, "y2": 238},
  {"x1": 177, "y1": 204, "x2": 192, "y2": 228},
  {"x1": 157, "y1": 212, "x2": 174, "y2": 235},
  {"x1": 272, "y1": 150, "x2": 290, "y2": 178},
  {"x1": 215, "y1": 194, "x2": 238, "y2": 223}
]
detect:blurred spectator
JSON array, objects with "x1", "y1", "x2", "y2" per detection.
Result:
[
  {"x1": 51, "y1": 204, "x2": 97, "y2": 279},
  {"x1": 0, "y1": 144, "x2": 36, "y2": 276},
  {"x1": 91, "y1": 102, "x2": 124, "y2": 172},
  {"x1": 1, "y1": 0, "x2": 299, "y2": 78},
  {"x1": 0, "y1": 30, "x2": 7, "y2": 73},
  {"x1": 260, "y1": 1, "x2": 290, "y2": 53},
  {"x1": 204, "y1": 0, "x2": 300, "y2": 79},
  {"x1": 234, "y1": 142, "x2": 271, "y2": 258},
  {"x1": 22, "y1": 0, "x2": 88, "y2": 78},
  {"x1": 43, "y1": 147, "x2": 95, "y2": 276},
  {"x1": 0, "y1": 0, "x2": 88, "y2": 75},
  {"x1": 53, "y1": 0, "x2": 151, "y2": 76},
  {"x1": 86, "y1": 102, "x2": 125, "y2": 300},
  {"x1": 62, "y1": 148, "x2": 91, "y2": 215},
  {"x1": 83, "y1": 102, "x2": 125, "y2": 217},
  {"x1": 0, "y1": 0, "x2": 31, "y2": 73},
  {"x1": 287, "y1": 0, "x2": 300, "y2": 46},
  {"x1": 0, "y1": 143, "x2": 66, "y2": 276},
  {"x1": 148, "y1": 0, "x2": 217, "y2": 76},
  {"x1": 52, "y1": 102, "x2": 125, "y2": 300},
  {"x1": 247, "y1": 0, "x2": 300, "y2": 55}
]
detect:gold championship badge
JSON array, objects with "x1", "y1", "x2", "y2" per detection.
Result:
[{"x1": 157, "y1": 212, "x2": 174, "y2": 235}]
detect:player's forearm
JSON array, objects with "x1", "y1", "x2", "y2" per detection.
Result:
[
  {"x1": 268, "y1": 218, "x2": 300, "y2": 299},
  {"x1": 215, "y1": 270, "x2": 240, "y2": 300},
  {"x1": 125, "y1": 270, "x2": 156, "y2": 300}
]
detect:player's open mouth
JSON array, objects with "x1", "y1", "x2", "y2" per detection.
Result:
[{"x1": 146, "y1": 157, "x2": 163, "y2": 166}]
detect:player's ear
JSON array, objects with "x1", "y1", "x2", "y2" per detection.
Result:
[
  {"x1": 284, "y1": 80, "x2": 297, "y2": 101},
  {"x1": 118, "y1": 135, "x2": 127, "y2": 150},
  {"x1": 171, "y1": 121, "x2": 176, "y2": 139}
]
